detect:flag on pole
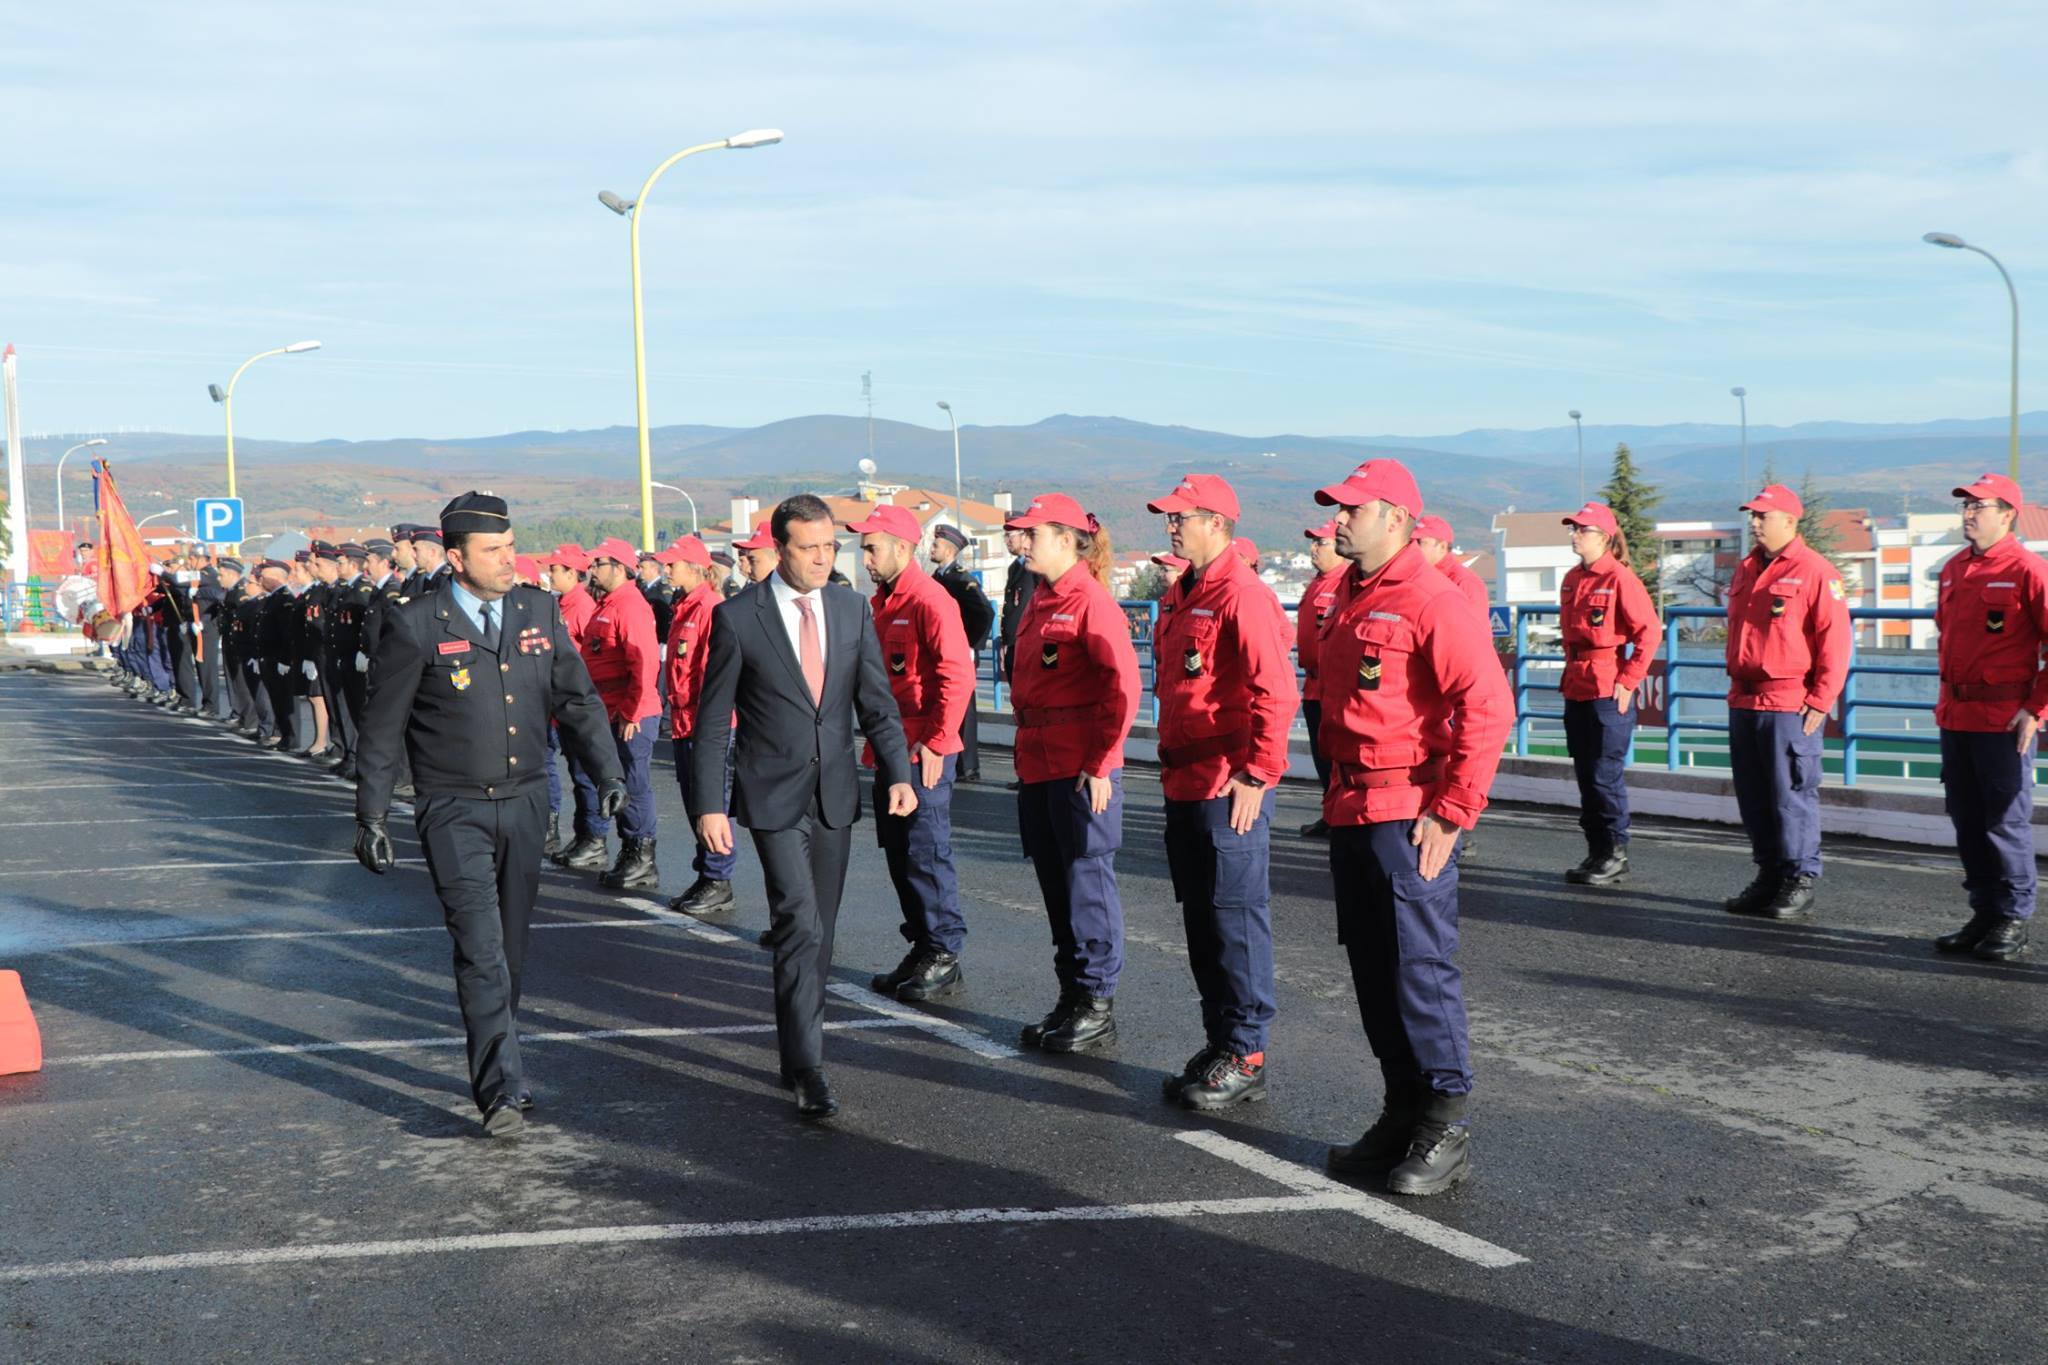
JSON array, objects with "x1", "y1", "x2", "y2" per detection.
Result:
[{"x1": 92, "y1": 460, "x2": 151, "y2": 618}]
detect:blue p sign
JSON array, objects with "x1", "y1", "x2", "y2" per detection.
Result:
[{"x1": 195, "y1": 497, "x2": 244, "y2": 545}]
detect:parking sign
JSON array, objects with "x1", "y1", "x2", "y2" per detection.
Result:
[{"x1": 195, "y1": 497, "x2": 245, "y2": 545}]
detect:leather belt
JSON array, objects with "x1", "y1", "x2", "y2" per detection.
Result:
[
  {"x1": 1158, "y1": 727, "x2": 1249, "y2": 768},
  {"x1": 1335, "y1": 760, "x2": 1443, "y2": 790},
  {"x1": 1016, "y1": 702, "x2": 1120, "y2": 730},
  {"x1": 1944, "y1": 681, "x2": 2031, "y2": 702}
]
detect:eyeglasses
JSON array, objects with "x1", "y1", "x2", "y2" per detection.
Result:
[
  {"x1": 1567, "y1": 525, "x2": 1601, "y2": 537},
  {"x1": 1164, "y1": 512, "x2": 1217, "y2": 527},
  {"x1": 1961, "y1": 500, "x2": 2005, "y2": 514}
]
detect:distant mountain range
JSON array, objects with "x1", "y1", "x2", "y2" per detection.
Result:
[{"x1": 18, "y1": 410, "x2": 2047, "y2": 553}]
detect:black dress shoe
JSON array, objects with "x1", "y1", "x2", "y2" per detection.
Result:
[
  {"x1": 1723, "y1": 871, "x2": 1780, "y2": 916},
  {"x1": 1179, "y1": 1052, "x2": 1267, "y2": 1110},
  {"x1": 792, "y1": 1068, "x2": 839, "y2": 1120},
  {"x1": 1021, "y1": 989, "x2": 1089, "y2": 1048},
  {"x1": 335, "y1": 761, "x2": 359, "y2": 781},
  {"x1": 895, "y1": 951, "x2": 963, "y2": 1002},
  {"x1": 482, "y1": 1096, "x2": 525, "y2": 1138},
  {"x1": 553, "y1": 834, "x2": 609, "y2": 870},
  {"x1": 1299, "y1": 818, "x2": 1330, "y2": 839},
  {"x1": 1041, "y1": 996, "x2": 1115, "y2": 1054},
  {"x1": 1762, "y1": 874, "x2": 1818, "y2": 921},
  {"x1": 757, "y1": 926, "x2": 776, "y2": 948},
  {"x1": 1936, "y1": 911, "x2": 2000, "y2": 954},
  {"x1": 1328, "y1": 1097, "x2": 1420, "y2": 1178},
  {"x1": 1162, "y1": 1043, "x2": 1226, "y2": 1100},
  {"x1": 1565, "y1": 847, "x2": 1629, "y2": 886},
  {"x1": 1974, "y1": 916, "x2": 2030, "y2": 961},
  {"x1": 871, "y1": 948, "x2": 923, "y2": 995},
  {"x1": 1387, "y1": 1122, "x2": 1470, "y2": 1196},
  {"x1": 599, "y1": 838, "x2": 660, "y2": 891},
  {"x1": 670, "y1": 875, "x2": 735, "y2": 915}
]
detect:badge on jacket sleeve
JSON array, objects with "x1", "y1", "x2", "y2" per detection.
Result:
[
  {"x1": 1358, "y1": 655, "x2": 1382, "y2": 690},
  {"x1": 1829, "y1": 579, "x2": 1846, "y2": 602},
  {"x1": 450, "y1": 666, "x2": 472, "y2": 692}
]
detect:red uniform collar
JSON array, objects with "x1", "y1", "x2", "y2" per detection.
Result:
[
  {"x1": 873, "y1": 560, "x2": 932, "y2": 608},
  {"x1": 1969, "y1": 532, "x2": 2022, "y2": 562},
  {"x1": 1350, "y1": 540, "x2": 1426, "y2": 591}
]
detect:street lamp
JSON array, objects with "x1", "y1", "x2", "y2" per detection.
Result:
[
  {"x1": 55, "y1": 438, "x2": 107, "y2": 532},
  {"x1": 1731, "y1": 386, "x2": 1749, "y2": 555},
  {"x1": 598, "y1": 127, "x2": 785, "y2": 550},
  {"x1": 1924, "y1": 231, "x2": 2021, "y2": 481},
  {"x1": 137, "y1": 510, "x2": 179, "y2": 529},
  {"x1": 936, "y1": 400, "x2": 963, "y2": 556},
  {"x1": 649, "y1": 481, "x2": 699, "y2": 534},
  {"x1": 1567, "y1": 409, "x2": 1583, "y2": 504},
  {"x1": 209, "y1": 340, "x2": 322, "y2": 498}
]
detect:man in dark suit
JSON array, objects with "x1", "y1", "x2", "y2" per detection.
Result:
[
  {"x1": 692, "y1": 493, "x2": 917, "y2": 1121},
  {"x1": 355, "y1": 492, "x2": 626, "y2": 1137}
]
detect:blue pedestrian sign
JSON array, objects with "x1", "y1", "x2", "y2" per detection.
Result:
[
  {"x1": 195, "y1": 497, "x2": 245, "y2": 545},
  {"x1": 1488, "y1": 605, "x2": 1511, "y2": 637}
]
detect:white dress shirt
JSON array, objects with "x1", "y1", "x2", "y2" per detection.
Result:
[{"x1": 769, "y1": 570, "x2": 827, "y2": 679}]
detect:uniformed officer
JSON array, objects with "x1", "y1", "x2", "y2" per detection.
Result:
[
  {"x1": 1006, "y1": 493, "x2": 1143, "y2": 1052},
  {"x1": 353, "y1": 492, "x2": 626, "y2": 1137},
  {"x1": 388, "y1": 525, "x2": 419, "y2": 581},
  {"x1": 851, "y1": 504, "x2": 977, "y2": 1001},
  {"x1": 215, "y1": 557, "x2": 254, "y2": 727},
  {"x1": 636, "y1": 551, "x2": 678, "y2": 644},
  {"x1": 1296, "y1": 520, "x2": 1347, "y2": 839},
  {"x1": 1556, "y1": 502, "x2": 1660, "y2": 886},
  {"x1": 329, "y1": 543, "x2": 374, "y2": 779},
  {"x1": 1147, "y1": 475, "x2": 1299, "y2": 1109},
  {"x1": 236, "y1": 561, "x2": 283, "y2": 741},
  {"x1": 1415, "y1": 516, "x2": 1490, "y2": 617},
  {"x1": 1312, "y1": 459, "x2": 1513, "y2": 1197},
  {"x1": 543, "y1": 544, "x2": 603, "y2": 863},
  {"x1": 406, "y1": 528, "x2": 449, "y2": 596},
  {"x1": 999, "y1": 526, "x2": 1039, "y2": 682},
  {"x1": 659, "y1": 535, "x2": 740, "y2": 916},
  {"x1": 1933, "y1": 473, "x2": 2047, "y2": 961},
  {"x1": 733, "y1": 523, "x2": 780, "y2": 584},
  {"x1": 258, "y1": 556, "x2": 304, "y2": 750},
  {"x1": 580, "y1": 537, "x2": 664, "y2": 891},
  {"x1": 929, "y1": 524, "x2": 995, "y2": 782},
  {"x1": 300, "y1": 542, "x2": 338, "y2": 759},
  {"x1": 1722, "y1": 483, "x2": 1850, "y2": 922}
]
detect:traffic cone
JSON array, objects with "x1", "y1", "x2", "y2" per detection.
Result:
[{"x1": 0, "y1": 970, "x2": 43, "y2": 1075}]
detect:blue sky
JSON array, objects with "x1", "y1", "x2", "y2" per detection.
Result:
[{"x1": 5, "y1": 1, "x2": 2045, "y2": 442}]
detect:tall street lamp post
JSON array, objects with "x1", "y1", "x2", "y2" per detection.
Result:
[
  {"x1": 1567, "y1": 409, "x2": 1584, "y2": 504},
  {"x1": 936, "y1": 400, "x2": 962, "y2": 553},
  {"x1": 1924, "y1": 232, "x2": 2021, "y2": 481},
  {"x1": 55, "y1": 438, "x2": 107, "y2": 532},
  {"x1": 210, "y1": 340, "x2": 322, "y2": 498}
]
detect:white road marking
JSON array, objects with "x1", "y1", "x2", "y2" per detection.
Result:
[
  {"x1": 827, "y1": 980, "x2": 1022, "y2": 1060},
  {"x1": 617, "y1": 896, "x2": 742, "y2": 944},
  {"x1": 0, "y1": 1194, "x2": 1359, "y2": 1282},
  {"x1": 0, "y1": 812, "x2": 343, "y2": 829},
  {"x1": 7, "y1": 857, "x2": 423, "y2": 876},
  {"x1": 5, "y1": 776, "x2": 339, "y2": 793},
  {"x1": 1173, "y1": 1130, "x2": 1528, "y2": 1269},
  {"x1": 30, "y1": 915, "x2": 686, "y2": 952},
  {"x1": 51, "y1": 1016, "x2": 926, "y2": 1066}
]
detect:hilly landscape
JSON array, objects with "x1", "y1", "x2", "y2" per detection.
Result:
[{"x1": 18, "y1": 411, "x2": 2048, "y2": 555}]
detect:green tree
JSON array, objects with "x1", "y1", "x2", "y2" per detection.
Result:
[
  {"x1": 1599, "y1": 441, "x2": 1662, "y2": 598},
  {"x1": 1795, "y1": 467, "x2": 1847, "y2": 568},
  {"x1": 1128, "y1": 565, "x2": 1169, "y2": 600}
]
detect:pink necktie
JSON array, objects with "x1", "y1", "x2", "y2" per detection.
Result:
[{"x1": 795, "y1": 596, "x2": 824, "y2": 705}]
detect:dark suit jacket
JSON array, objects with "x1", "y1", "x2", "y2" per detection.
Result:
[{"x1": 691, "y1": 577, "x2": 912, "y2": 832}]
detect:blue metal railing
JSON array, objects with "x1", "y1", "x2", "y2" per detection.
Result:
[{"x1": 1510, "y1": 603, "x2": 1944, "y2": 787}]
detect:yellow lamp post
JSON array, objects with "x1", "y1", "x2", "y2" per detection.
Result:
[
  {"x1": 210, "y1": 340, "x2": 322, "y2": 498},
  {"x1": 599, "y1": 129, "x2": 783, "y2": 551}
]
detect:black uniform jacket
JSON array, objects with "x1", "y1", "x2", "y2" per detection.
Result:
[{"x1": 355, "y1": 583, "x2": 622, "y2": 820}]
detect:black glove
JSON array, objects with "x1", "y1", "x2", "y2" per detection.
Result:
[
  {"x1": 354, "y1": 816, "x2": 394, "y2": 875},
  {"x1": 598, "y1": 779, "x2": 627, "y2": 820}
]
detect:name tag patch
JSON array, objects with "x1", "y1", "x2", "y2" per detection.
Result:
[{"x1": 438, "y1": 640, "x2": 468, "y2": 656}]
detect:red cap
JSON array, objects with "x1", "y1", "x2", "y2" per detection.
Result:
[
  {"x1": 1152, "y1": 551, "x2": 1190, "y2": 571},
  {"x1": 733, "y1": 520, "x2": 776, "y2": 552},
  {"x1": 656, "y1": 535, "x2": 712, "y2": 567},
  {"x1": 514, "y1": 555, "x2": 540, "y2": 581},
  {"x1": 1231, "y1": 536, "x2": 1260, "y2": 566},
  {"x1": 1006, "y1": 492, "x2": 1097, "y2": 532},
  {"x1": 1561, "y1": 502, "x2": 1619, "y2": 536},
  {"x1": 1415, "y1": 515, "x2": 1455, "y2": 545},
  {"x1": 1740, "y1": 484, "x2": 1804, "y2": 519},
  {"x1": 1146, "y1": 473, "x2": 1241, "y2": 520},
  {"x1": 845, "y1": 503, "x2": 924, "y2": 543},
  {"x1": 588, "y1": 537, "x2": 640, "y2": 568},
  {"x1": 1953, "y1": 472, "x2": 2023, "y2": 508},
  {"x1": 1303, "y1": 520, "x2": 1339, "y2": 541},
  {"x1": 1313, "y1": 459, "x2": 1424, "y2": 517},
  {"x1": 542, "y1": 543, "x2": 589, "y2": 573}
]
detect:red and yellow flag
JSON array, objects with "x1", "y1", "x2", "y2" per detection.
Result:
[{"x1": 92, "y1": 461, "x2": 151, "y2": 618}]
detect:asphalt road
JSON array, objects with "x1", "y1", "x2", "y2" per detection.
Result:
[{"x1": 2, "y1": 668, "x2": 2044, "y2": 1364}]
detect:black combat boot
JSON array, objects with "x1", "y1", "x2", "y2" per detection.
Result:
[
  {"x1": 1973, "y1": 916, "x2": 2030, "y2": 961},
  {"x1": 1723, "y1": 870, "x2": 1780, "y2": 916},
  {"x1": 1299, "y1": 818, "x2": 1330, "y2": 839},
  {"x1": 895, "y1": 950, "x2": 963, "y2": 1002},
  {"x1": 1566, "y1": 842, "x2": 1628, "y2": 887},
  {"x1": 1162, "y1": 1042, "x2": 1227, "y2": 1101},
  {"x1": 1021, "y1": 988, "x2": 1090, "y2": 1048},
  {"x1": 1387, "y1": 1092, "x2": 1471, "y2": 1197},
  {"x1": 553, "y1": 834, "x2": 609, "y2": 870},
  {"x1": 1179, "y1": 1050, "x2": 1267, "y2": 1110},
  {"x1": 542, "y1": 816, "x2": 566, "y2": 859},
  {"x1": 1762, "y1": 874, "x2": 1817, "y2": 921},
  {"x1": 671, "y1": 875, "x2": 736, "y2": 915},
  {"x1": 1040, "y1": 996, "x2": 1116, "y2": 1053},
  {"x1": 1328, "y1": 1086, "x2": 1422, "y2": 1178},
  {"x1": 599, "y1": 838, "x2": 659, "y2": 891}
]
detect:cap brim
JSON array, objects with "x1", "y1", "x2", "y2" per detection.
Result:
[
  {"x1": 1004, "y1": 512, "x2": 1054, "y2": 530},
  {"x1": 1312, "y1": 481, "x2": 1367, "y2": 508},
  {"x1": 1952, "y1": 483, "x2": 1998, "y2": 501},
  {"x1": 844, "y1": 517, "x2": 898, "y2": 537},
  {"x1": 1145, "y1": 491, "x2": 1201, "y2": 515}
]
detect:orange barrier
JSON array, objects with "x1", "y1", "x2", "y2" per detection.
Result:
[{"x1": 0, "y1": 971, "x2": 43, "y2": 1075}]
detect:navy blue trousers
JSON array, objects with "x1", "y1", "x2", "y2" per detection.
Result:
[
  {"x1": 570, "y1": 716, "x2": 659, "y2": 840},
  {"x1": 1330, "y1": 818, "x2": 1471, "y2": 1098},
  {"x1": 1563, "y1": 696, "x2": 1635, "y2": 849},
  {"x1": 674, "y1": 733, "x2": 739, "y2": 880},
  {"x1": 1165, "y1": 790, "x2": 1277, "y2": 1055},
  {"x1": 1941, "y1": 728, "x2": 2037, "y2": 922},
  {"x1": 877, "y1": 753, "x2": 963, "y2": 954},
  {"x1": 1729, "y1": 708, "x2": 1823, "y2": 877},
  {"x1": 546, "y1": 724, "x2": 562, "y2": 815},
  {"x1": 1018, "y1": 772, "x2": 1126, "y2": 997}
]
